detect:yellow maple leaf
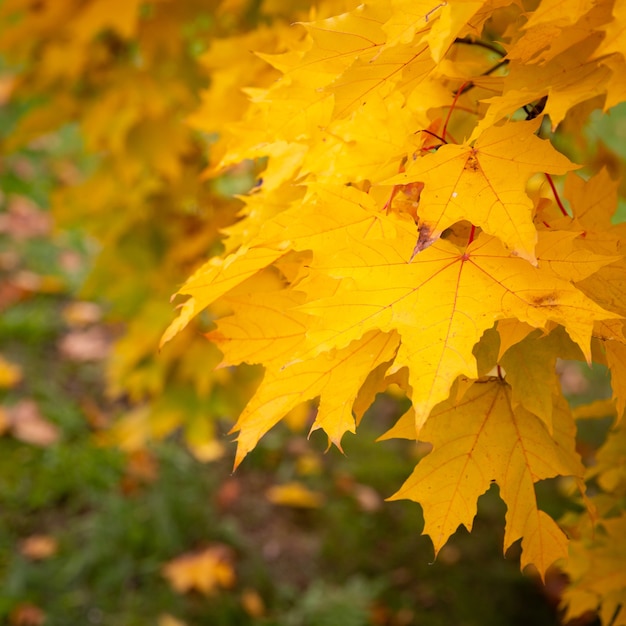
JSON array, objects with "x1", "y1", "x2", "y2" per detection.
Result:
[
  {"x1": 390, "y1": 379, "x2": 584, "y2": 577},
  {"x1": 593, "y1": 0, "x2": 626, "y2": 61},
  {"x1": 384, "y1": 118, "x2": 577, "y2": 263},
  {"x1": 302, "y1": 91, "x2": 421, "y2": 184},
  {"x1": 524, "y1": 0, "x2": 596, "y2": 30},
  {"x1": 301, "y1": 228, "x2": 617, "y2": 430},
  {"x1": 208, "y1": 289, "x2": 310, "y2": 368},
  {"x1": 161, "y1": 247, "x2": 287, "y2": 348},
  {"x1": 585, "y1": 413, "x2": 626, "y2": 494},
  {"x1": 478, "y1": 34, "x2": 612, "y2": 131},
  {"x1": 231, "y1": 330, "x2": 399, "y2": 465},
  {"x1": 500, "y1": 327, "x2": 581, "y2": 431},
  {"x1": 496, "y1": 319, "x2": 537, "y2": 358},
  {"x1": 562, "y1": 515, "x2": 626, "y2": 625},
  {"x1": 422, "y1": 1, "x2": 486, "y2": 63}
]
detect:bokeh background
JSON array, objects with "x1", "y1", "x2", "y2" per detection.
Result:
[{"x1": 1, "y1": 1, "x2": 625, "y2": 625}]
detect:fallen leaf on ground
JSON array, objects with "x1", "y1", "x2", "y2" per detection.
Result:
[
  {"x1": 9, "y1": 603, "x2": 45, "y2": 626},
  {"x1": 186, "y1": 439, "x2": 225, "y2": 463},
  {"x1": 62, "y1": 301, "x2": 103, "y2": 327},
  {"x1": 266, "y1": 481, "x2": 325, "y2": 508},
  {"x1": 120, "y1": 449, "x2": 159, "y2": 494},
  {"x1": 5, "y1": 400, "x2": 60, "y2": 446},
  {"x1": 11, "y1": 270, "x2": 65, "y2": 295},
  {"x1": 157, "y1": 614, "x2": 188, "y2": 626},
  {"x1": 241, "y1": 588, "x2": 265, "y2": 618},
  {"x1": 162, "y1": 545, "x2": 236, "y2": 595},
  {"x1": 0, "y1": 281, "x2": 29, "y2": 311},
  {"x1": 0, "y1": 355, "x2": 22, "y2": 388},
  {"x1": 19, "y1": 535, "x2": 58, "y2": 560},
  {"x1": 0, "y1": 196, "x2": 51, "y2": 239},
  {"x1": 58, "y1": 327, "x2": 110, "y2": 361}
]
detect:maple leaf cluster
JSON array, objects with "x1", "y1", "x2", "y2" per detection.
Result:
[
  {"x1": 162, "y1": 0, "x2": 626, "y2": 616},
  {"x1": 3, "y1": 0, "x2": 626, "y2": 621}
]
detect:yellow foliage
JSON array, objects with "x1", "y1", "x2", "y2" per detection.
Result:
[
  {"x1": 4, "y1": 0, "x2": 626, "y2": 621},
  {"x1": 159, "y1": 0, "x2": 626, "y2": 597}
]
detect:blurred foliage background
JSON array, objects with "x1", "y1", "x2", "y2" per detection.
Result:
[{"x1": 0, "y1": 0, "x2": 622, "y2": 624}]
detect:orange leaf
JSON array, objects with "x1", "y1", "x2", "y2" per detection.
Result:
[
  {"x1": 162, "y1": 545, "x2": 236, "y2": 596},
  {"x1": 0, "y1": 354, "x2": 22, "y2": 389},
  {"x1": 19, "y1": 535, "x2": 58, "y2": 560}
]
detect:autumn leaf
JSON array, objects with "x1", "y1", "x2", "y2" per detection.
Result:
[
  {"x1": 390, "y1": 379, "x2": 584, "y2": 577},
  {"x1": 384, "y1": 118, "x2": 577, "y2": 263},
  {"x1": 302, "y1": 229, "x2": 617, "y2": 430},
  {"x1": 162, "y1": 545, "x2": 236, "y2": 596},
  {"x1": 0, "y1": 354, "x2": 22, "y2": 389},
  {"x1": 5, "y1": 400, "x2": 60, "y2": 447},
  {"x1": 19, "y1": 535, "x2": 58, "y2": 561},
  {"x1": 62, "y1": 301, "x2": 102, "y2": 326},
  {"x1": 562, "y1": 514, "x2": 626, "y2": 625},
  {"x1": 9, "y1": 603, "x2": 45, "y2": 626},
  {"x1": 479, "y1": 34, "x2": 613, "y2": 132},
  {"x1": 58, "y1": 327, "x2": 110, "y2": 362},
  {"x1": 157, "y1": 615, "x2": 188, "y2": 626},
  {"x1": 240, "y1": 588, "x2": 266, "y2": 619},
  {"x1": 499, "y1": 327, "x2": 582, "y2": 431},
  {"x1": 161, "y1": 247, "x2": 286, "y2": 348},
  {"x1": 266, "y1": 481, "x2": 325, "y2": 508},
  {"x1": 230, "y1": 330, "x2": 399, "y2": 465}
]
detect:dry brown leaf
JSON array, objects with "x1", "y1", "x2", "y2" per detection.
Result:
[
  {"x1": 9, "y1": 603, "x2": 45, "y2": 626},
  {"x1": 19, "y1": 535, "x2": 58, "y2": 560},
  {"x1": 8, "y1": 271, "x2": 65, "y2": 296},
  {"x1": 0, "y1": 281, "x2": 29, "y2": 311},
  {"x1": 120, "y1": 449, "x2": 159, "y2": 494},
  {"x1": 6, "y1": 400, "x2": 60, "y2": 447},
  {"x1": 353, "y1": 484, "x2": 383, "y2": 513},
  {"x1": 0, "y1": 196, "x2": 51, "y2": 240},
  {"x1": 215, "y1": 477, "x2": 242, "y2": 511},
  {"x1": 62, "y1": 301, "x2": 103, "y2": 327},
  {"x1": 58, "y1": 327, "x2": 110, "y2": 362}
]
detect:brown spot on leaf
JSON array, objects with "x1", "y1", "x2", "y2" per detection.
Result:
[
  {"x1": 531, "y1": 292, "x2": 559, "y2": 307},
  {"x1": 465, "y1": 149, "x2": 480, "y2": 172},
  {"x1": 410, "y1": 224, "x2": 439, "y2": 260}
]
